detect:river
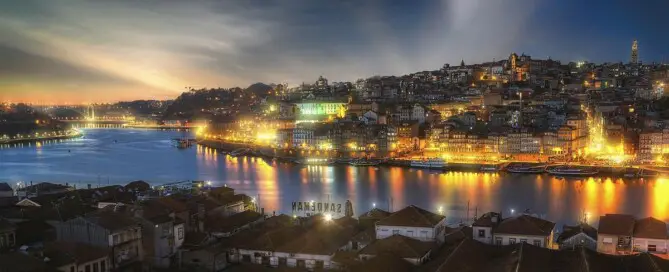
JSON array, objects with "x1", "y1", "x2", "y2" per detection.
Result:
[{"x1": 1, "y1": 128, "x2": 667, "y2": 226}]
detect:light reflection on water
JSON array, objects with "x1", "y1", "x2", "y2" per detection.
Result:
[{"x1": 0, "y1": 128, "x2": 668, "y2": 226}]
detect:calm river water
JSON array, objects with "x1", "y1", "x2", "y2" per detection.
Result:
[{"x1": 1, "y1": 128, "x2": 668, "y2": 226}]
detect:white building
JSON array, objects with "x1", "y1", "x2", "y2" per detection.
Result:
[
  {"x1": 375, "y1": 205, "x2": 447, "y2": 243},
  {"x1": 597, "y1": 214, "x2": 635, "y2": 255},
  {"x1": 56, "y1": 211, "x2": 144, "y2": 270},
  {"x1": 235, "y1": 216, "x2": 360, "y2": 270},
  {"x1": 473, "y1": 213, "x2": 555, "y2": 248},
  {"x1": 632, "y1": 217, "x2": 668, "y2": 254}
]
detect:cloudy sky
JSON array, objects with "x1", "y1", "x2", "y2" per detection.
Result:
[{"x1": 1, "y1": 0, "x2": 668, "y2": 104}]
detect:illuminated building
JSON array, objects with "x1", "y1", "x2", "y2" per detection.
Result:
[
  {"x1": 396, "y1": 121, "x2": 420, "y2": 151},
  {"x1": 294, "y1": 101, "x2": 346, "y2": 118},
  {"x1": 638, "y1": 130, "x2": 663, "y2": 162},
  {"x1": 291, "y1": 123, "x2": 333, "y2": 149},
  {"x1": 631, "y1": 40, "x2": 639, "y2": 64}
]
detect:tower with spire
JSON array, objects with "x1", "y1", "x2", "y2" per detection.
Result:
[{"x1": 631, "y1": 40, "x2": 639, "y2": 64}]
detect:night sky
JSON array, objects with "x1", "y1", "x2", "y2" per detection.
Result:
[{"x1": 1, "y1": 0, "x2": 668, "y2": 103}]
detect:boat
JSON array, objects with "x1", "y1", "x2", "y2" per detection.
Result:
[
  {"x1": 349, "y1": 159, "x2": 380, "y2": 166},
  {"x1": 296, "y1": 158, "x2": 335, "y2": 166},
  {"x1": 410, "y1": 158, "x2": 447, "y2": 169},
  {"x1": 173, "y1": 138, "x2": 193, "y2": 149},
  {"x1": 546, "y1": 166, "x2": 599, "y2": 176},
  {"x1": 229, "y1": 148, "x2": 249, "y2": 156},
  {"x1": 479, "y1": 165, "x2": 499, "y2": 172},
  {"x1": 505, "y1": 165, "x2": 545, "y2": 174}
]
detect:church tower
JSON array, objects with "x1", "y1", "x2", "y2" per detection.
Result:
[{"x1": 631, "y1": 40, "x2": 639, "y2": 64}]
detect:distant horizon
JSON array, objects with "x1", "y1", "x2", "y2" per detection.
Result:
[{"x1": 3, "y1": 54, "x2": 666, "y2": 105}]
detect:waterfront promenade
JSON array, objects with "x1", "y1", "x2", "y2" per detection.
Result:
[
  {"x1": 195, "y1": 138, "x2": 669, "y2": 177},
  {"x1": 0, "y1": 130, "x2": 82, "y2": 145}
]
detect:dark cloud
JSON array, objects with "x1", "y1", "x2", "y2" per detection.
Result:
[{"x1": 0, "y1": 0, "x2": 667, "y2": 103}]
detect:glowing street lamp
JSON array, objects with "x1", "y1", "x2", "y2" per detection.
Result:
[{"x1": 324, "y1": 213, "x2": 332, "y2": 222}]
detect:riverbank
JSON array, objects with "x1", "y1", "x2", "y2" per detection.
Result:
[
  {"x1": 0, "y1": 130, "x2": 83, "y2": 145},
  {"x1": 195, "y1": 139, "x2": 664, "y2": 178}
]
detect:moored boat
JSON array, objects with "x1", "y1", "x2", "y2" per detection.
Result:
[
  {"x1": 229, "y1": 148, "x2": 249, "y2": 156},
  {"x1": 506, "y1": 165, "x2": 545, "y2": 174},
  {"x1": 480, "y1": 165, "x2": 500, "y2": 172},
  {"x1": 173, "y1": 138, "x2": 193, "y2": 149},
  {"x1": 349, "y1": 159, "x2": 380, "y2": 166},
  {"x1": 296, "y1": 158, "x2": 335, "y2": 166},
  {"x1": 547, "y1": 166, "x2": 599, "y2": 176},
  {"x1": 410, "y1": 158, "x2": 447, "y2": 169}
]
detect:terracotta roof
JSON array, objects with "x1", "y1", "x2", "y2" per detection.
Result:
[
  {"x1": 238, "y1": 226, "x2": 304, "y2": 251},
  {"x1": 376, "y1": 205, "x2": 444, "y2": 228},
  {"x1": 557, "y1": 223, "x2": 597, "y2": 243},
  {"x1": 359, "y1": 234, "x2": 435, "y2": 259},
  {"x1": 83, "y1": 210, "x2": 140, "y2": 231},
  {"x1": 633, "y1": 217, "x2": 668, "y2": 240},
  {"x1": 359, "y1": 208, "x2": 391, "y2": 220},
  {"x1": 494, "y1": 215, "x2": 555, "y2": 236},
  {"x1": 431, "y1": 239, "x2": 521, "y2": 272},
  {"x1": 598, "y1": 214, "x2": 635, "y2": 236},
  {"x1": 151, "y1": 196, "x2": 189, "y2": 213},
  {"x1": 473, "y1": 212, "x2": 502, "y2": 227},
  {"x1": 351, "y1": 253, "x2": 414, "y2": 272},
  {"x1": 206, "y1": 210, "x2": 263, "y2": 233},
  {"x1": 277, "y1": 219, "x2": 358, "y2": 255},
  {"x1": 45, "y1": 241, "x2": 109, "y2": 266},
  {"x1": 432, "y1": 237, "x2": 669, "y2": 272}
]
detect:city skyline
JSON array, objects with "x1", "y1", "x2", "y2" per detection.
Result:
[{"x1": 2, "y1": 0, "x2": 669, "y2": 104}]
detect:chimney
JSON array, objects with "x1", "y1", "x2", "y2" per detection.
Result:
[{"x1": 87, "y1": 184, "x2": 91, "y2": 190}]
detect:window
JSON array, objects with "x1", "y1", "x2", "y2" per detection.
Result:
[
  {"x1": 93, "y1": 263, "x2": 98, "y2": 272},
  {"x1": 70, "y1": 267, "x2": 74, "y2": 272},
  {"x1": 100, "y1": 261, "x2": 106, "y2": 272},
  {"x1": 315, "y1": 260, "x2": 324, "y2": 268},
  {"x1": 392, "y1": 230, "x2": 400, "y2": 235},
  {"x1": 407, "y1": 231, "x2": 414, "y2": 237},
  {"x1": 478, "y1": 230, "x2": 485, "y2": 238},
  {"x1": 421, "y1": 231, "x2": 428, "y2": 238},
  {"x1": 509, "y1": 238, "x2": 517, "y2": 245},
  {"x1": 85, "y1": 265, "x2": 91, "y2": 272},
  {"x1": 112, "y1": 234, "x2": 119, "y2": 245},
  {"x1": 178, "y1": 227, "x2": 184, "y2": 240},
  {"x1": 519, "y1": 239, "x2": 527, "y2": 244},
  {"x1": 495, "y1": 237, "x2": 502, "y2": 246},
  {"x1": 278, "y1": 257, "x2": 287, "y2": 266},
  {"x1": 649, "y1": 244, "x2": 657, "y2": 252},
  {"x1": 533, "y1": 240, "x2": 541, "y2": 247}
]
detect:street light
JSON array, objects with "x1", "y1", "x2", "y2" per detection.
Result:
[{"x1": 324, "y1": 213, "x2": 332, "y2": 222}]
